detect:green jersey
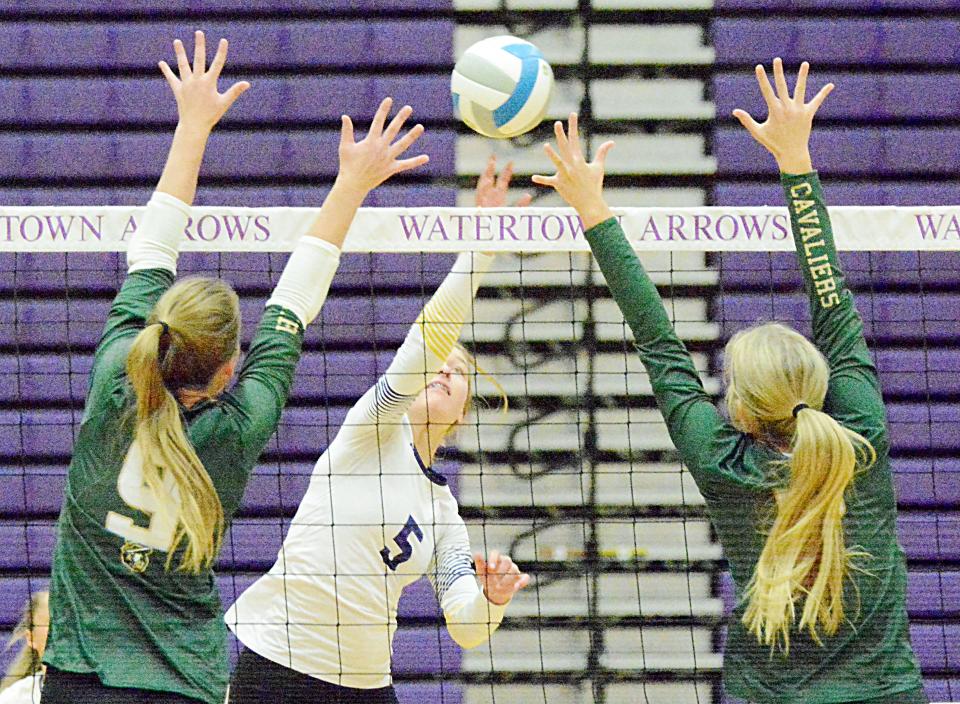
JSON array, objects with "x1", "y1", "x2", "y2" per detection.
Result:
[
  {"x1": 583, "y1": 172, "x2": 923, "y2": 703},
  {"x1": 44, "y1": 268, "x2": 305, "y2": 704}
]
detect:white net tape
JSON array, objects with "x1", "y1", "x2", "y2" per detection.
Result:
[{"x1": 1, "y1": 206, "x2": 958, "y2": 252}]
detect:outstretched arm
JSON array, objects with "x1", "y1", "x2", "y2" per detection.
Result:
[
  {"x1": 127, "y1": 32, "x2": 249, "y2": 276},
  {"x1": 533, "y1": 115, "x2": 725, "y2": 478},
  {"x1": 155, "y1": 31, "x2": 250, "y2": 205},
  {"x1": 101, "y1": 32, "x2": 246, "y2": 356},
  {"x1": 264, "y1": 98, "x2": 429, "y2": 329},
  {"x1": 339, "y1": 157, "x2": 523, "y2": 446},
  {"x1": 230, "y1": 100, "x2": 431, "y2": 450},
  {"x1": 733, "y1": 59, "x2": 885, "y2": 445}
]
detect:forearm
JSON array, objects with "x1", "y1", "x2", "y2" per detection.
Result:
[
  {"x1": 442, "y1": 579, "x2": 507, "y2": 649},
  {"x1": 417, "y1": 251, "x2": 494, "y2": 359},
  {"x1": 781, "y1": 171, "x2": 874, "y2": 374},
  {"x1": 127, "y1": 191, "x2": 191, "y2": 274},
  {"x1": 584, "y1": 218, "x2": 678, "y2": 348},
  {"x1": 302, "y1": 178, "x2": 367, "y2": 250},
  {"x1": 781, "y1": 171, "x2": 845, "y2": 310},
  {"x1": 383, "y1": 252, "x2": 494, "y2": 397},
  {"x1": 156, "y1": 122, "x2": 211, "y2": 206},
  {"x1": 585, "y1": 218, "x2": 717, "y2": 467},
  {"x1": 265, "y1": 238, "x2": 341, "y2": 328}
]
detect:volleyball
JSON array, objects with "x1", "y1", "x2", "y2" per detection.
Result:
[{"x1": 451, "y1": 35, "x2": 554, "y2": 139}]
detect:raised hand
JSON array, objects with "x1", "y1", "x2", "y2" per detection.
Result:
[
  {"x1": 531, "y1": 113, "x2": 615, "y2": 230},
  {"x1": 159, "y1": 31, "x2": 250, "y2": 133},
  {"x1": 732, "y1": 57, "x2": 834, "y2": 175},
  {"x1": 474, "y1": 550, "x2": 531, "y2": 606},
  {"x1": 335, "y1": 97, "x2": 429, "y2": 198},
  {"x1": 475, "y1": 155, "x2": 532, "y2": 208}
]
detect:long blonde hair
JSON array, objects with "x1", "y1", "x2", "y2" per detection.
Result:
[
  {"x1": 724, "y1": 323, "x2": 875, "y2": 652},
  {"x1": 1, "y1": 592, "x2": 48, "y2": 692},
  {"x1": 126, "y1": 277, "x2": 240, "y2": 573}
]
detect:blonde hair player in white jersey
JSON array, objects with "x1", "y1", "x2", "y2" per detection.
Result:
[{"x1": 225, "y1": 158, "x2": 531, "y2": 704}]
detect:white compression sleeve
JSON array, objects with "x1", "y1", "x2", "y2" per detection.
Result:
[
  {"x1": 127, "y1": 191, "x2": 191, "y2": 274},
  {"x1": 441, "y1": 576, "x2": 508, "y2": 649},
  {"x1": 265, "y1": 237, "x2": 342, "y2": 328}
]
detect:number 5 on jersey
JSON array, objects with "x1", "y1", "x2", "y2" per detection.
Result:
[
  {"x1": 380, "y1": 515, "x2": 423, "y2": 571},
  {"x1": 105, "y1": 441, "x2": 179, "y2": 552}
]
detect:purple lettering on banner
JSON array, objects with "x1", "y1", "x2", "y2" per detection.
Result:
[
  {"x1": 44, "y1": 215, "x2": 73, "y2": 241},
  {"x1": 499, "y1": 214, "x2": 519, "y2": 241},
  {"x1": 914, "y1": 214, "x2": 943, "y2": 239},
  {"x1": 563, "y1": 215, "x2": 584, "y2": 239},
  {"x1": 253, "y1": 215, "x2": 270, "y2": 241},
  {"x1": 541, "y1": 214, "x2": 564, "y2": 241},
  {"x1": 427, "y1": 216, "x2": 449, "y2": 241},
  {"x1": 945, "y1": 215, "x2": 960, "y2": 239},
  {"x1": 182, "y1": 217, "x2": 196, "y2": 241},
  {"x1": 715, "y1": 214, "x2": 739, "y2": 241},
  {"x1": 451, "y1": 214, "x2": 468, "y2": 241},
  {"x1": 79, "y1": 215, "x2": 102, "y2": 241},
  {"x1": 196, "y1": 215, "x2": 221, "y2": 242},
  {"x1": 639, "y1": 216, "x2": 661, "y2": 241},
  {"x1": 20, "y1": 215, "x2": 42, "y2": 242},
  {"x1": 738, "y1": 214, "x2": 771, "y2": 241},
  {"x1": 475, "y1": 215, "x2": 493, "y2": 241},
  {"x1": 223, "y1": 216, "x2": 252, "y2": 241},
  {"x1": 518, "y1": 214, "x2": 538, "y2": 241},
  {"x1": 120, "y1": 215, "x2": 138, "y2": 242},
  {"x1": 667, "y1": 215, "x2": 687, "y2": 241},
  {"x1": 772, "y1": 214, "x2": 789, "y2": 240},
  {"x1": 693, "y1": 215, "x2": 712, "y2": 241},
  {"x1": 398, "y1": 214, "x2": 428, "y2": 240},
  {"x1": 0, "y1": 215, "x2": 16, "y2": 241}
]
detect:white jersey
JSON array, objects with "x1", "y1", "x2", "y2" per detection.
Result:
[
  {"x1": 0, "y1": 674, "x2": 42, "y2": 704},
  {"x1": 225, "y1": 253, "x2": 505, "y2": 689}
]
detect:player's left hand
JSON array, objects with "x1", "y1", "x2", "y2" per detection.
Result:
[
  {"x1": 475, "y1": 550, "x2": 531, "y2": 605},
  {"x1": 475, "y1": 155, "x2": 533, "y2": 208}
]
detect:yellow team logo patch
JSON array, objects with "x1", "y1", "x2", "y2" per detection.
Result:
[
  {"x1": 275, "y1": 316, "x2": 300, "y2": 336},
  {"x1": 120, "y1": 541, "x2": 153, "y2": 573}
]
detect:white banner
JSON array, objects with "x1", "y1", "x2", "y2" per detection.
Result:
[{"x1": 0, "y1": 206, "x2": 958, "y2": 252}]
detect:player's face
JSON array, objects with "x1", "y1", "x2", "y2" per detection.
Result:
[{"x1": 416, "y1": 350, "x2": 470, "y2": 428}]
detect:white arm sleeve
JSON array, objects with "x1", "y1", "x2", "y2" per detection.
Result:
[
  {"x1": 429, "y1": 500, "x2": 507, "y2": 649},
  {"x1": 126, "y1": 191, "x2": 191, "y2": 274},
  {"x1": 265, "y1": 237, "x2": 342, "y2": 328},
  {"x1": 341, "y1": 252, "x2": 495, "y2": 443}
]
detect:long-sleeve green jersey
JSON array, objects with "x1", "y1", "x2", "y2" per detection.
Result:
[
  {"x1": 583, "y1": 172, "x2": 923, "y2": 703},
  {"x1": 43, "y1": 269, "x2": 306, "y2": 704}
]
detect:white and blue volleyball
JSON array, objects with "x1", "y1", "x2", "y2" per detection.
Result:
[{"x1": 451, "y1": 36, "x2": 554, "y2": 139}]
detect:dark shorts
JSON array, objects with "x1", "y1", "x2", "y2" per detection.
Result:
[
  {"x1": 855, "y1": 687, "x2": 929, "y2": 704},
  {"x1": 40, "y1": 667, "x2": 204, "y2": 704},
  {"x1": 738, "y1": 686, "x2": 930, "y2": 704},
  {"x1": 229, "y1": 648, "x2": 399, "y2": 704}
]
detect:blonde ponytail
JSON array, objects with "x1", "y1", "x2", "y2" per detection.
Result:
[
  {"x1": 724, "y1": 324, "x2": 876, "y2": 652},
  {"x1": 1, "y1": 592, "x2": 48, "y2": 693},
  {"x1": 126, "y1": 277, "x2": 240, "y2": 573}
]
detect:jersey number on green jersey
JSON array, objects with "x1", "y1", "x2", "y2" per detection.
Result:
[{"x1": 105, "y1": 441, "x2": 178, "y2": 552}]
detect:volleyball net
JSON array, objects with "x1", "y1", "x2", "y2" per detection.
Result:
[{"x1": 0, "y1": 205, "x2": 958, "y2": 704}]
